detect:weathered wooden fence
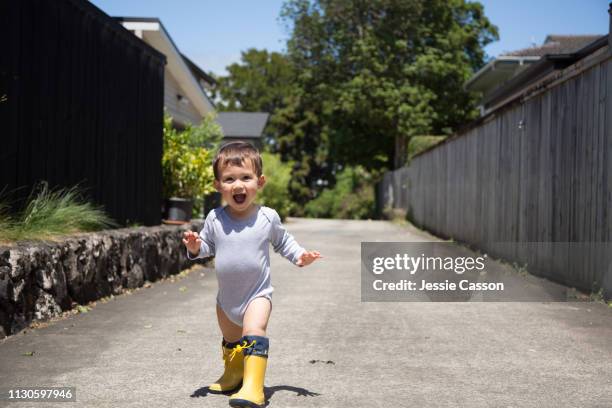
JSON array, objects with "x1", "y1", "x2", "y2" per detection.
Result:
[
  {"x1": 378, "y1": 46, "x2": 612, "y2": 297},
  {"x1": 0, "y1": 0, "x2": 166, "y2": 226}
]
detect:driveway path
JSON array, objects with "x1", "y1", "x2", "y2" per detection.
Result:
[{"x1": 1, "y1": 218, "x2": 611, "y2": 407}]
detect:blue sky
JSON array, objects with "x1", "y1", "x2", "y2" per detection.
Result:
[{"x1": 90, "y1": 0, "x2": 610, "y2": 76}]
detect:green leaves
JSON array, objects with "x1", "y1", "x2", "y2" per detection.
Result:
[
  {"x1": 161, "y1": 113, "x2": 219, "y2": 199},
  {"x1": 256, "y1": 152, "x2": 294, "y2": 220},
  {"x1": 304, "y1": 166, "x2": 375, "y2": 219},
  {"x1": 281, "y1": 0, "x2": 498, "y2": 170},
  {"x1": 214, "y1": 49, "x2": 293, "y2": 147},
  {"x1": 216, "y1": 49, "x2": 294, "y2": 115},
  {"x1": 215, "y1": 0, "x2": 498, "y2": 213}
]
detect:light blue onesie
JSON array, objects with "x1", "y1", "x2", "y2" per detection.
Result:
[{"x1": 187, "y1": 205, "x2": 305, "y2": 326}]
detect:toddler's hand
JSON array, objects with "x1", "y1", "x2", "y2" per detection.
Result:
[
  {"x1": 296, "y1": 250, "x2": 322, "y2": 267},
  {"x1": 183, "y1": 231, "x2": 202, "y2": 256}
]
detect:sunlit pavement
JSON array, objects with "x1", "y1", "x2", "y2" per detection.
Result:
[{"x1": 1, "y1": 218, "x2": 611, "y2": 407}]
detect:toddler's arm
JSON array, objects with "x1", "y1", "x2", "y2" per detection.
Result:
[
  {"x1": 269, "y1": 209, "x2": 321, "y2": 266},
  {"x1": 183, "y1": 211, "x2": 216, "y2": 260}
]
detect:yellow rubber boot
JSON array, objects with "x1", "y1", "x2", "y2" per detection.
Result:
[
  {"x1": 209, "y1": 339, "x2": 244, "y2": 393},
  {"x1": 229, "y1": 336, "x2": 269, "y2": 408}
]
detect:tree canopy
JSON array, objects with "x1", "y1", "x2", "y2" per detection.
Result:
[
  {"x1": 280, "y1": 0, "x2": 498, "y2": 170},
  {"x1": 215, "y1": 49, "x2": 294, "y2": 114},
  {"x1": 214, "y1": 49, "x2": 296, "y2": 151},
  {"x1": 215, "y1": 0, "x2": 498, "y2": 207}
]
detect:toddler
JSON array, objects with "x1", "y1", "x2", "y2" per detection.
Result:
[{"x1": 183, "y1": 141, "x2": 321, "y2": 408}]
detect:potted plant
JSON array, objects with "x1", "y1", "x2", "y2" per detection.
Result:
[{"x1": 161, "y1": 114, "x2": 221, "y2": 222}]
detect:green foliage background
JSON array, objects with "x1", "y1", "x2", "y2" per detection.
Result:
[
  {"x1": 162, "y1": 114, "x2": 220, "y2": 200},
  {"x1": 256, "y1": 152, "x2": 294, "y2": 220},
  {"x1": 214, "y1": 0, "x2": 498, "y2": 218},
  {"x1": 305, "y1": 166, "x2": 375, "y2": 219},
  {"x1": 214, "y1": 49, "x2": 295, "y2": 150}
]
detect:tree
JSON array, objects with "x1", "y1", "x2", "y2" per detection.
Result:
[
  {"x1": 271, "y1": 87, "x2": 332, "y2": 211},
  {"x1": 214, "y1": 48, "x2": 328, "y2": 208},
  {"x1": 216, "y1": 49, "x2": 294, "y2": 113},
  {"x1": 214, "y1": 49, "x2": 295, "y2": 148},
  {"x1": 281, "y1": 0, "x2": 498, "y2": 170},
  {"x1": 214, "y1": 1, "x2": 498, "y2": 210}
]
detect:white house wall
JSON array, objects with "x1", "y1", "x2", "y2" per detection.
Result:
[
  {"x1": 164, "y1": 68, "x2": 202, "y2": 126},
  {"x1": 123, "y1": 27, "x2": 212, "y2": 126}
]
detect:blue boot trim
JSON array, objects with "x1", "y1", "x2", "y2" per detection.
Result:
[
  {"x1": 239, "y1": 335, "x2": 269, "y2": 358},
  {"x1": 222, "y1": 338, "x2": 242, "y2": 349}
]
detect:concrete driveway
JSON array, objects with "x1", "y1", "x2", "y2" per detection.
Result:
[{"x1": 1, "y1": 218, "x2": 611, "y2": 408}]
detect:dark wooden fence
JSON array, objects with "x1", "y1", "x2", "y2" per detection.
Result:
[
  {"x1": 378, "y1": 46, "x2": 612, "y2": 297},
  {"x1": 0, "y1": 0, "x2": 166, "y2": 226}
]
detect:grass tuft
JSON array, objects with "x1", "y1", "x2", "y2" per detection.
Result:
[
  {"x1": 0, "y1": 182, "x2": 117, "y2": 242},
  {"x1": 0, "y1": 201, "x2": 12, "y2": 234}
]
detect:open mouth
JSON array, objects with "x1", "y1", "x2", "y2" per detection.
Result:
[{"x1": 233, "y1": 193, "x2": 247, "y2": 204}]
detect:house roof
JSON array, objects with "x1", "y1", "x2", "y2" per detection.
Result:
[
  {"x1": 464, "y1": 56, "x2": 540, "y2": 94},
  {"x1": 465, "y1": 34, "x2": 605, "y2": 107},
  {"x1": 482, "y1": 35, "x2": 608, "y2": 111},
  {"x1": 181, "y1": 53, "x2": 216, "y2": 87},
  {"x1": 217, "y1": 112, "x2": 269, "y2": 138},
  {"x1": 502, "y1": 35, "x2": 604, "y2": 57},
  {"x1": 115, "y1": 17, "x2": 215, "y2": 117},
  {"x1": 416, "y1": 35, "x2": 610, "y2": 160}
]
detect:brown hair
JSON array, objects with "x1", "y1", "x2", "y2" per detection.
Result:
[{"x1": 213, "y1": 141, "x2": 263, "y2": 180}]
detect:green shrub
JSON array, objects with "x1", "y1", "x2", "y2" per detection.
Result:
[
  {"x1": 182, "y1": 113, "x2": 224, "y2": 151},
  {"x1": 256, "y1": 152, "x2": 294, "y2": 220},
  {"x1": 162, "y1": 113, "x2": 220, "y2": 200},
  {"x1": 0, "y1": 182, "x2": 117, "y2": 242},
  {"x1": 305, "y1": 166, "x2": 375, "y2": 219}
]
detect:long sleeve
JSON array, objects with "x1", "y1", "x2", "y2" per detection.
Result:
[
  {"x1": 186, "y1": 212, "x2": 216, "y2": 260},
  {"x1": 269, "y1": 209, "x2": 305, "y2": 265}
]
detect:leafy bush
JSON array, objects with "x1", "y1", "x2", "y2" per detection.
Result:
[
  {"x1": 256, "y1": 152, "x2": 294, "y2": 220},
  {"x1": 0, "y1": 182, "x2": 117, "y2": 242},
  {"x1": 182, "y1": 113, "x2": 224, "y2": 151},
  {"x1": 162, "y1": 114, "x2": 220, "y2": 200},
  {"x1": 305, "y1": 166, "x2": 375, "y2": 219}
]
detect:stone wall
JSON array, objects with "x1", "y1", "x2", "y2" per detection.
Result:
[{"x1": 0, "y1": 221, "x2": 207, "y2": 338}]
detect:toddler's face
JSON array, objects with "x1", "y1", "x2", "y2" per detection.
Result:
[{"x1": 214, "y1": 160, "x2": 265, "y2": 215}]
